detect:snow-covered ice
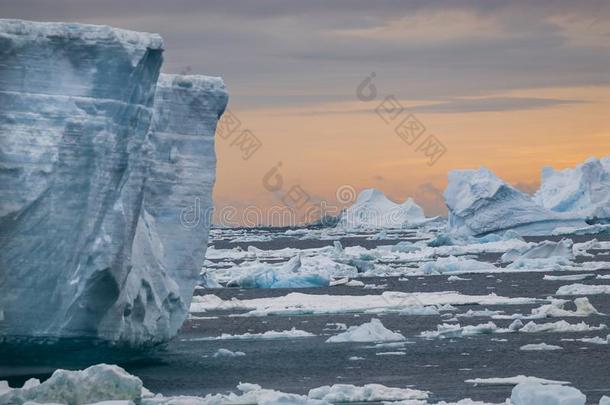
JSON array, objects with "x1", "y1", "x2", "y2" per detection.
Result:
[
  {"x1": 308, "y1": 383, "x2": 429, "y2": 402},
  {"x1": 510, "y1": 382, "x2": 585, "y2": 405},
  {"x1": 465, "y1": 375, "x2": 569, "y2": 386},
  {"x1": 212, "y1": 348, "x2": 246, "y2": 358},
  {"x1": 421, "y1": 322, "x2": 508, "y2": 339},
  {"x1": 191, "y1": 291, "x2": 541, "y2": 316},
  {"x1": 325, "y1": 319, "x2": 405, "y2": 343},
  {"x1": 0, "y1": 364, "x2": 142, "y2": 404},
  {"x1": 186, "y1": 327, "x2": 315, "y2": 341},
  {"x1": 519, "y1": 343, "x2": 563, "y2": 351},
  {"x1": 519, "y1": 320, "x2": 606, "y2": 334},
  {"x1": 543, "y1": 274, "x2": 595, "y2": 281},
  {"x1": 556, "y1": 284, "x2": 610, "y2": 296},
  {"x1": 0, "y1": 19, "x2": 227, "y2": 346},
  {"x1": 444, "y1": 168, "x2": 582, "y2": 236},
  {"x1": 534, "y1": 157, "x2": 610, "y2": 222},
  {"x1": 336, "y1": 188, "x2": 427, "y2": 229}
]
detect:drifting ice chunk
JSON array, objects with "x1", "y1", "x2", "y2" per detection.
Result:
[
  {"x1": 510, "y1": 382, "x2": 585, "y2": 405},
  {"x1": 308, "y1": 383, "x2": 429, "y2": 402},
  {"x1": 519, "y1": 343, "x2": 563, "y2": 351},
  {"x1": 466, "y1": 375, "x2": 569, "y2": 386},
  {"x1": 0, "y1": 20, "x2": 228, "y2": 346},
  {"x1": 0, "y1": 364, "x2": 142, "y2": 405},
  {"x1": 337, "y1": 188, "x2": 426, "y2": 229},
  {"x1": 501, "y1": 239, "x2": 573, "y2": 263},
  {"x1": 556, "y1": 284, "x2": 610, "y2": 296},
  {"x1": 326, "y1": 318, "x2": 405, "y2": 343},
  {"x1": 520, "y1": 320, "x2": 606, "y2": 333},
  {"x1": 420, "y1": 256, "x2": 498, "y2": 275},
  {"x1": 534, "y1": 157, "x2": 610, "y2": 221},
  {"x1": 444, "y1": 168, "x2": 584, "y2": 236},
  {"x1": 421, "y1": 322, "x2": 504, "y2": 339}
]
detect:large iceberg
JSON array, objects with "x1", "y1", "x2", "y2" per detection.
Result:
[
  {"x1": 337, "y1": 188, "x2": 426, "y2": 229},
  {"x1": 444, "y1": 167, "x2": 585, "y2": 235},
  {"x1": 0, "y1": 19, "x2": 227, "y2": 346},
  {"x1": 534, "y1": 157, "x2": 610, "y2": 222}
]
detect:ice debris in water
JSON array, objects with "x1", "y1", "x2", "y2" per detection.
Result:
[
  {"x1": 510, "y1": 382, "x2": 585, "y2": 405},
  {"x1": 326, "y1": 318, "x2": 405, "y2": 343}
]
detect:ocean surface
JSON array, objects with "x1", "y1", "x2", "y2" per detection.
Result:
[{"x1": 2, "y1": 231, "x2": 610, "y2": 404}]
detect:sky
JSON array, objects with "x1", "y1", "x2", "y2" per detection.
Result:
[{"x1": 3, "y1": 0, "x2": 610, "y2": 225}]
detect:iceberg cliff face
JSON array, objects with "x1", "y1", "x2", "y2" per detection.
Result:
[
  {"x1": 127, "y1": 74, "x2": 227, "y2": 343},
  {"x1": 337, "y1": 188, "x2": 425, "y2": 229},
  {"x1": 533, "y1": 157, "x2": 610, "y2": 221},
  {"x1": 444, "y1": 168, "x2": 583, "y2": 236},
  {"x1": 0, "y1": 19, "x2": 227, "y2": 346}
]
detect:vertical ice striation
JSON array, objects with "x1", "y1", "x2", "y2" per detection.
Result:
[
  {"x1": 533, "y1": 157, "x2": 610, "y2": 222},
  {"x1": 444, "y1": 168, "x2": 587, "y2": 236},
  {"x1": 0, "y1": 19, "x2": 227, "y2": 346},
  {"x1": 127, "y1": 74, "x2": 227, "y2": 343}
]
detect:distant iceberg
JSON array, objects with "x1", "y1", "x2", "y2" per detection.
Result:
[
  {"x1": 337, "y1": 188, "x2": 429, "y2": 229},
  {"x1": 0, "y1": 19, "x2": 227, "y2": 346},
  {"x1": 534, "y1": 157, "x2": 610, "y2": 223},
  {"x1": 444, "y1": 166, "x2": 592, "y2": 236}
]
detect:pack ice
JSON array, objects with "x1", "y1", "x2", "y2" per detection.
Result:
[
  {"x1": 0, "y1": 20, "x2": 228, "y2": 346},
  {"x1": 337, "y1": 188, "x2": 427, "y2": 229}
]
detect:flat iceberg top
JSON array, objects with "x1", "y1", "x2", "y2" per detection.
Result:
[
  {"x1": 0, "y1": 18, "x2": 163, "y2": 50},
  {"x1": 0, "y1": 18, "x2": 164, "y2": 100}
]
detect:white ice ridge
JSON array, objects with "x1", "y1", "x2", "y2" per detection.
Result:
[
  {"x1": 556, "y1": 284, "x2": 610, "y2": 296},
  {"x1": 0, "y1": 19, "x2": 228, "y2": 346},
  {"x1": 325, "y1": 318, "x2": 405, "y2": 343},
  {"x1": 1, "y1": 363, "x2": 597, "y2": 405},
  {"x1": 336, "y1": 188, "x2": 428, "y2": 229},
  {"x1": 191, "y1": 291, "x2": 542, "y2": 316},
  {"x1": 444, "y1": 167, "x2": 585, "y2": 236},
  {"x1": 465, "y1": 375, "x2": 570, "y2": 386},
  {"x1": 534, "y1": 157, "x2": 610, "y2": 221},
  {"x1": 185, "y1": 327, "x2": 315, "y2": 341}
]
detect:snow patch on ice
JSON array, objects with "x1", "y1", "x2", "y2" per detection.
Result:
[{"x1": 326, "y1": 319, "x2": 405, "y2": 343}]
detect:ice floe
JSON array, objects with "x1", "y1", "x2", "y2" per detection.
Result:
[
  {"x1": 556, "y1": 284, "x2": 610, "y2": 295},
  {"x1": 510, "y1": 382, "x2": 585, "y2": 405},
  {"x1": 191, "y1": 291, "x2": 541, "y2": 317},
  {"x1": 465, "y1": 375, "x2": 569, "y2": 385},
  {"x1": 543, "y1": 274, "x2": 595, "y2": 281},
  {"x1": 212, "y1": 348, "x2": 246, "y2": 357},
  {"x1": 421, "y1": 322, "x2": 508, "y2": 339},
  {"x1": 0, "y1": 364, "x2": 142, "y2": 405},
  {"x1": 308, "y1": 383, "x2": 429, "y2": 402},
  {"x1": 0, "y1": 363, "x2": 600, "y2": 405},
  {"x1": 326, "y1": 319, "x2": 405, "y2": 343},
  {"x1": 519, "y1": 320, "x2": 606, "y2": 333},
  {"x1": 519, "y1": 343, "x2": 563, "y2": 351},
  {"x1": 186, "y1": 327, "x2": 315, "y2": 341}
]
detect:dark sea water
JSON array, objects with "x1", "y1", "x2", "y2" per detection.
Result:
[{"x1": 2, "y1": 232, "x2": 610, "y2": 404}]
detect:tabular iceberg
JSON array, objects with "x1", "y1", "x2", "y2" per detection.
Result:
[
  {"x1": 444, "y1": 167, "x2": 586, "y2": 236},
  {"x1": 0, "y1": 19, "x2": 227, "y2": 346},
  {"x1": 337, "y1": 188, "x2": 426, "y2": 229}
]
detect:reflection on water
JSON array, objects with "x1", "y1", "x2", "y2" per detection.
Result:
[{"x1": 0, "y1": 336, "x2": 168, "y2": 387}]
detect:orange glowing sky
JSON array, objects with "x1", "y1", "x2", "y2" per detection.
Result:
[
  {"x1": 6, "y1": 0, "x2": 609, "y2": 225},
  {"x1": 215, "y1": 84, "x2": 610, "y2": 224}
]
